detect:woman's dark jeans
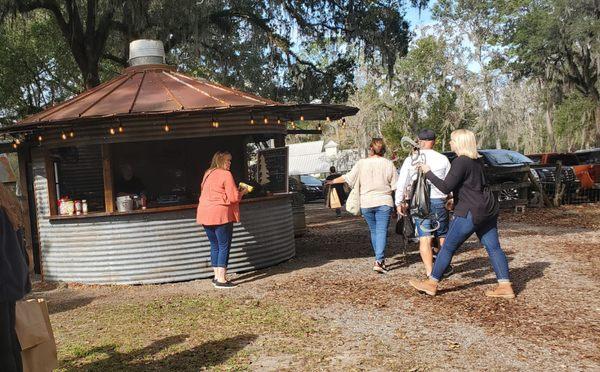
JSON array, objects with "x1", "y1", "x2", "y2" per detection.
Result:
[
  {"x1": 0, "y1": 301, "x2": 22, "y2": 372},
  {"x1": 430, "y1": 212, "x2": 510, "y2": 282},
  {"x1": 203, "y1": 222, "x2": 234, "y2": 268}
]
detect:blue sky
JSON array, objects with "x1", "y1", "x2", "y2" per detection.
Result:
[
  {"x1": 405, "y1": 5, "x2": 435, "y2": 30},
  {"x1": 405, "y1": 3, "x2": 481, "y2": 72}
]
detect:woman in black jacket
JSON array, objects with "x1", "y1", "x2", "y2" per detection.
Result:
[
  {"x1": 409, "y1": 129, "x2": 514, "y2": 299},
  {"x1": 0, "y1": 183, "x2": 30, "y2": 372}
]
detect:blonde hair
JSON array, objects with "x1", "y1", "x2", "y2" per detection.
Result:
[
  {"x1": 208, "y1": 151, "x2": 232, "y2": 171},
  {"x1": 451, "y1": 129, "x2": 479, "y2": 159}
]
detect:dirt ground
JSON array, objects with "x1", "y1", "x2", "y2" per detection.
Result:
[{"x1": 32, "y1": 203, "x2": 600, "y2": 371}]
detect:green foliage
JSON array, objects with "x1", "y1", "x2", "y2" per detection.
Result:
[
  {"x1": 0, "y1": 13, "x2": 81, "y2": 123},
  {"x1": 0, "y1": 0, "x2": 429, "y2": 122},
  {"x1": 381, "y1": 35, "x2": 478, "y2": 153},
  {"x1": 488, "y1": 0, "x2": 600, "y2": 145},
  {"x1": 553, "y1": 92, "x2": 596, "y2": 149}
]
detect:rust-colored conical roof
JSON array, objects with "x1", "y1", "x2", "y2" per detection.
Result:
[{"x1": 14, "y1": 64, "x2": 357, "y2": 129}]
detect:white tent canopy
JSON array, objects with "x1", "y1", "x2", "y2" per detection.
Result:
[{"x1": 288, "y1": 140, "x2": 360, "y2": 176}]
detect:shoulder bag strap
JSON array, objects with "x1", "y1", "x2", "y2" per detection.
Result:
[{"x1": 201, "y1": 169, "x2": 218, "y2": 191}]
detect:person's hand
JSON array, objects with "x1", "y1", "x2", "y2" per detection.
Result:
[
  {"x1": 417, "y1": 163, "x2": 431, "y2": 173},
  {"x1": 325, "y1": 180, "x2": 334, "y2": 185},
  {"x1": 397, "y1": 202, "x2": 408, "y2": 216},
  {"x1": 445, "y1": 198, "x2": 454, "y2": 211},
  {"x1": 396, "y1": 205, "x2": 403, "y2": 216},
  {"x1": 239, "y1": 186, "x2": 249, "y2": 195}
]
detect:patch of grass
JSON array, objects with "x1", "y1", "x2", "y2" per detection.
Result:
[{"x1": 52, "y1": 295, "x2": 328, "y2": 371}]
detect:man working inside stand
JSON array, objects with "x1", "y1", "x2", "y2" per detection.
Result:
[
  {"x1": 395, "y1": 129, "x2": 453, "y2": 277},
  {"x1": 115, "y1": 163, "x2": 146, "y2": 196}
]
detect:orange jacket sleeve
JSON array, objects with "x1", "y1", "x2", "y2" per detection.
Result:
[{"x1": 224, "y1": 171, "x2": 242, "y2": 203}]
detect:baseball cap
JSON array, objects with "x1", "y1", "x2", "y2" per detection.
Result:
[{"x1": 417, "y1": 129, "x2": 436, "y2": 141}]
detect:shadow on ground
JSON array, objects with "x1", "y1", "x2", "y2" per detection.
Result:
[
  {"x1": 25, "y1": 285, "x2": 97, "y2": 315},
  {"x1": 61, "y1": 334, "x2": 258, "y2": 372},
  {"x1": 438, "y1": 261, "x2": 550, "y2": 295}
]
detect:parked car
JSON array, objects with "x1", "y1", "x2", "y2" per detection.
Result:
[
  {"x1": 575, "y1": 148, "x2": 600, "y2": 164},
  {"x1": 289, "y1": 175, "x2": 324, "y2": 202},
  {"x1": 443, "y1": 149, "x2": 532, "y2": 208}
]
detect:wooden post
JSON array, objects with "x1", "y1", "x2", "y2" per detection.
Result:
[
  {"x1": 43, "y1": 151, "x2": 58, "y2": 216},
  {"x1": 553, "y1": 161, "x2": 565, "y2": 207},
  {"x1": 274, "y1": 134, "x2": 285, "y2": 148},
  {"x1": 528, "y1": 171, "x2": 552, "y2": 208},
  {"x1": 102, "y1": 144, "x2": 114, "y2": 213},
  {"x1": 17, "y1": 148, "x2": 34, "y2": 273}
]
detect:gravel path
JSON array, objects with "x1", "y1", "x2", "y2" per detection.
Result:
[{"x1": 35, "y1": 203, "x2": 600, "y2": 371}]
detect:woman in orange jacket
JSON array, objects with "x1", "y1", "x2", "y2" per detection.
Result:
[{"x1": 197, "y1": 151, "x2": 248, "y2": 288}]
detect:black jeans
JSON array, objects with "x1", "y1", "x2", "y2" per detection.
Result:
[{"x1": 0, "y1": 301, "x2": 22, "y2": 372}]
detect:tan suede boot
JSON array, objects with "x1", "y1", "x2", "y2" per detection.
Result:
[
  {"x1": 485, "y1": 282, "x2": 515, "y2": 299},
  {"x1": 409, "y1": 278, "x2": 438, "y2": 296}
]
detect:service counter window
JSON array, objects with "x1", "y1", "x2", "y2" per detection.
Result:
[
  {"x1": 45, "y1": 135, "x2": 281, "y2": 218},
  {"x1": 110, "y1": 136, "x2": 245, "y2": 210}
]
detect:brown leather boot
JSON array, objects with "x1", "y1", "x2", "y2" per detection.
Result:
[
  {"x1": 409, "y1": 278, "x2": 438, "y2": 296},
  {"x1": 485, "y1": 282, "x2": 515, "y2": 299}
]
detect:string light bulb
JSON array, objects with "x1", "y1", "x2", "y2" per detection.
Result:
[
  {"x1": 263, "y1": 116, "x2": 268, "y2": 124},
  {"x1": 37, "y1": 135, "x2": 43, "y2": 142},
  {"x1": 250, "y1": 115, "x2": 255, "y2": 125},
  {"x1": 300, "y1": 115, "x2": 305, "y2": 121},
  {"x1": 61, "y1": 132, "x2": 67, "y2": 140},
  {"x1": 109, "y1": 127, "x2": 116, "y2": 135},
  {"x1": 69, "y1": 129, "x2": 75, "y2": 138},
  {"x1": 15, "y1": 138, "x2": 21, "y2": 145},
  {"x1": 164, "y1": 124, "x2": 170, "y2": 132},
  {"x1": 12, "y1": 142, "x2": 17, "y2": 149},
  {"x1": 212, "y1": 116, "x2": 219, "y2": 128},
  {"x1": 277, "y1": 117, "x2": 281, "y2": 125},
  {"x1": 118, "y1": 124, "x2": 124, "y2": 133}
]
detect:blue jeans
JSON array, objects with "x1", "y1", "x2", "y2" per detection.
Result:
[
  {"x1": 361, "y1": 205, "x2": 392, "y2": 262},
  {"x1": 203, "y1": 223, "x2": 234, "y2": 268},
  {"x1": 413, "y1": 198, "x2": 449, "y2": 238},
  {"x1": 430, "y1": 212, "x2": 510, "y2": 282}
]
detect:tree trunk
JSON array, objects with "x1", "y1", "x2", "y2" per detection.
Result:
[
  {"x1": 82, "y1": 63, "x2": 101, "y2": 89},
  {"x1": 545, "y1": 103, "x2": 555, "y2": 151}
]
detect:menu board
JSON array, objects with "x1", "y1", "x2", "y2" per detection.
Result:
[{"x1": 256, "y1": 147, "x2": 289, "y2": 193}]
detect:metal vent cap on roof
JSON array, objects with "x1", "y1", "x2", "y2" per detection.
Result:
[{"x1": 129, "y1": 39, "x2": 166, "y2": 66}]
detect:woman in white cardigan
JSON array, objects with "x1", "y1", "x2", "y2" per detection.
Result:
[{"x1": 327, "y1": 138, "x2": 398, "y2": 273}]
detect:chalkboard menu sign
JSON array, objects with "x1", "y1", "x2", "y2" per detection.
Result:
[{"x1": 256, "y1": 147, "x2": 289, "y2": 193}]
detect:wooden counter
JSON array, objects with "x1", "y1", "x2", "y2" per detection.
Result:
[{"x1": 48, "y1": 194, "x2": 291, "y2": 221}]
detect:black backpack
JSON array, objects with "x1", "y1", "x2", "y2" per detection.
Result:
[{"x1": 409, "y1": 169, "x2": 431, "y2": 219}]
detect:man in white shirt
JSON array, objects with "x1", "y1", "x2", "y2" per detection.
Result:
[{"x1": 395, "y1": 129, "x2": 451, "y2": 277}]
